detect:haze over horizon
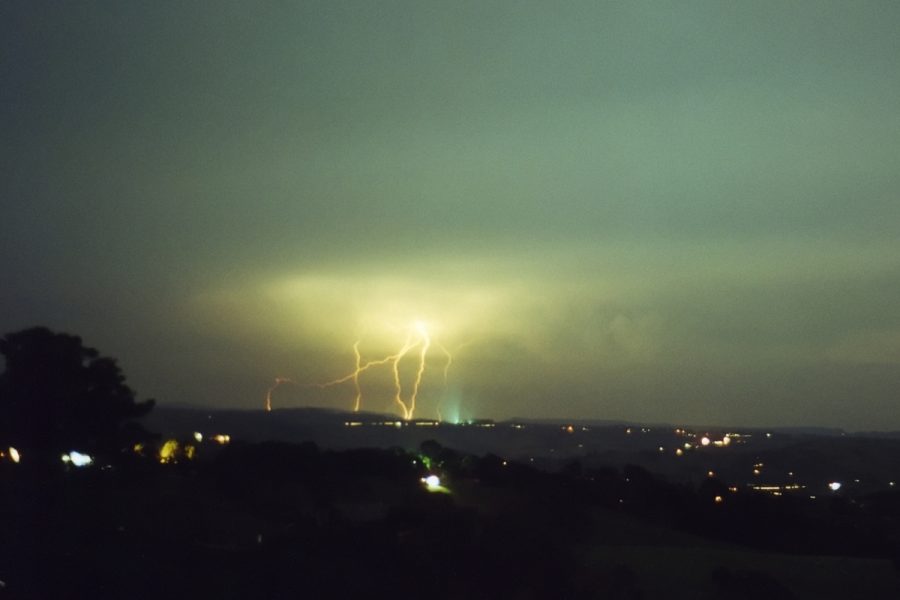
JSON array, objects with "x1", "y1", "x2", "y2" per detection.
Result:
[{"x1": 3, "y1": 2, "x2": 900, "y2": 429}]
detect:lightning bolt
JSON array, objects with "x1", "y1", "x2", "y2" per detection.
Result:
[
  {"x1": 265, "y1": 321, "x2": 467, "y2": 420},
  {"x1": 435, "y1": 343, "x2": 453, "y2": 422},
  {"x1": 389, "y1": 332, "x2": 419, "y2": 420},
  {"x1": 407, "y1": 322, "x2": 431, "y2": 420},
  {"x1": 265, "y1": 377, "x2": 295, "y2": 412},
  {"x1": 434, "y1": 339, "x2": 476, "y2": 422}
]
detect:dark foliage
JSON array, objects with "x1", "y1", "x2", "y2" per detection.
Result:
[
  {"x1": 5, "y1": 437, "x2": 900, "y2": 599},
  {"x1": 0, "y1": 327, "x2": 154, "y2": 465}
]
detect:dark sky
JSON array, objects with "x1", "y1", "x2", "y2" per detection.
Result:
[{"x1": 3, "y1": 1, "x2": 900, "y2": 429}]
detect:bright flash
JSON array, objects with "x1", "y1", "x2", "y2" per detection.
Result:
[{"x1": 414, "y1": 320, "x2": 429, "y2": 336}]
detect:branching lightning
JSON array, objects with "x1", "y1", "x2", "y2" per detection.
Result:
[{"x1": 265, "y1": 320, "x2": 465, "y2": 420}]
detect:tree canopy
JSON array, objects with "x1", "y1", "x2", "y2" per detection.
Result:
[{"x1": 0, "y1": 327, "x2": 154, "y2": 464}]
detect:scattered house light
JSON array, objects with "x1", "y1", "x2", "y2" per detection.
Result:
[
  {"x1": 658, "y1": 446, "x2": 665, "y2": 453},
  {"x1": 212, "y1": 434, "x2": 230, "y2": 444},
  {"x1": 828, "y1": 482, "x2": 842, "y2": 492},
  {"x1": 675, "y1": 449, "x2": 684, "y2": 457},
  {"x1": 8, "y1": 447, "x2": 20, "y2": 464},
  {"x1": 722, "y1": 436, "x2": 732, "y2": 446},
  {"x1": 753, "y1": 485, "x2": 782, "y2": 492},
  {"x1": 714, "y1": 495, "x2": 724, "y2": 504},
  {"x1": 700, "y1": 436, "x2": 711, "y2": 447},
  {"x1": 766, "y1": 433, "x2": 773, "y2": 438},
  {"x1": 193, "y1": 432, "x2": 203, "y2": 443},
  {"x1": 753, "y1": 469, "x2": 761, "y2": 476},
  {"x1": 64, "y1": 451, "x2": 93, "y2": 467},
  {"x1": 707, "y1": 471, "x2": 715, "y2": 478},
  {"x1": 159, "y1": 439, "x2": 180, "y2": 463}
]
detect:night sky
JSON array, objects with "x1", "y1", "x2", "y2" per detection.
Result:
[{"x1": 3, "y1": 2, "x2": 900, "y2": 429}]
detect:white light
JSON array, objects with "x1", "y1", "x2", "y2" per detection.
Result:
[
  {"x1": 700, "y1": 436, "x2": 711, "y2": 447},
  {"x1": 8, "y1": 447, "x2": 20, "y2": 464},
  {"x1": 68, "y1": 451, "x2": 93, "y2": 467},
  {"x1": 423, "y1": 475, "x2": 441, "y2": 488},
  {"x1": 828, "y1": 482, "x2": 842, "y2": 492},
  {"x1": 193, "y1": 432, "x2": 203, "y2": 443}
]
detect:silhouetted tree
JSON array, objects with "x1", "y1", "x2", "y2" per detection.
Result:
[{"x1": 0, "y1": 327, "x2": 154, "y2": 466}]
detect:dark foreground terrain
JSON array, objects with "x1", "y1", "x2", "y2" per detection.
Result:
[{"x1": 4, "y1": 436, "x2": 900, "y2": 600}]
